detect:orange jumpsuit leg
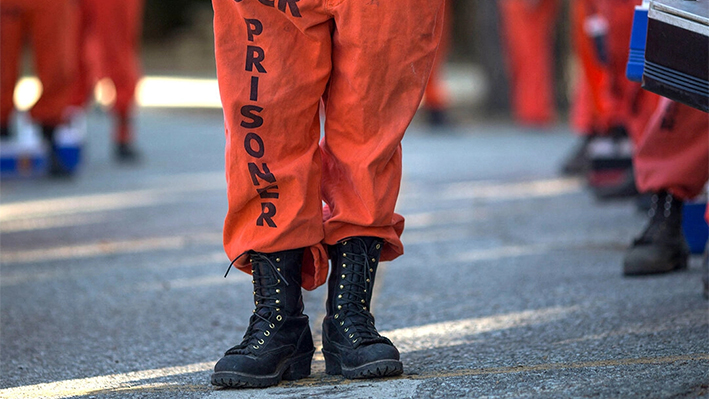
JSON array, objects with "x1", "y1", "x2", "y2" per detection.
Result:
[
  {"x1": 0, "y1": 0, "x2": 76, "y2": 130},
  {"x1": 422, "y1": 0, "x2": 452, "y2": 114},
  {"x1": 499, "y1": 0, "x2": 560, "y2": 126},
  {"x1": 634, "y1": 98, "x2": 709, "y2": 200},
  {"x1": 0, "y1": 3, "x2": 24, "y2": 132},
  {"x1": 89, "y1": 0, "x2": 144, "y2": 144},
  {"x1": 214, "y1": 0, "x2": 444, "y2": 290}
]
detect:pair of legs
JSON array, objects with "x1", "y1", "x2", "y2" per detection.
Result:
[
  {"x1": 498, "y1": 0, "x2": 560, "y2": 126},
  {"x1": 71, "y1": 0, "x2": 144, "y2": 162},
  {"x1": 211, "y1": 0, "x2": 444, "y2": 388},
  {"x1": 0, "y1": 0, "x2": 76, "y2": 174}
]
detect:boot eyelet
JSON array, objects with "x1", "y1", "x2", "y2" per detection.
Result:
[
  {"x1": 253, "y1": 345, "x2": 260, "y2": 349},
  {"x1": 252, "y1": 309, "x2": 256, "y2": 313},
  {"x1": 264, "y1": 331, "x2": 270, "y2": 336},
  {"x1": 276, "y1": 308, "x2": 280, "y2": 312},
  {"x1": 335, "y1": 314, "x2": 339, "y2": 319},
  {"x1": 375, "y1": 244, "x2": 381, "y2": 249},
  {"x1": 342, "y1": 264, "x2": 346, "y2": 268},
  {"x1": 366, "y1": 279, "x2": 370, "y2": 283},
  {"x1": 338, "y1": 294, "x2": 342, "y2": 299},
  {"x1": 340, "y1": 285, "x2": 344, "y2": 289},
  {"x1": 353, "y1": 339, "x2": 358, "y2": 343},
  {"x1": 363, "y1": 306, "x2": 367, "y2": 310},
  {"x1": 275, "y1": 299, "x2": 280, "y2": 304},
  {"x1": 343, "y1": 253, "x2": 347, "y2": 257},
  {"x1": 371, "y1": 258, "x2": 376, "y2": 263},
  {"x1": 277, "y1": 268, "x2": 281, "y2": 272},
  {"x1": 276, "y1": 315, "x2": 283, "y2": 321},
  {"x1": 361, "y1": 300, "x2": 365, "y2": 304},
  {"x1": 269, "y1": 323, "x2": 275, "y2": 328},
  {"x1": 344, "y1": 328, "x2": 349, "y2": 332},
  {"x1": 340, "y1": 321, "x2": 344, "y2": 326},
  {"x1": 369, "y1": 268, "x2": 373, "y2": 272},
  {"x1": 349, "y1": 333, "x2": 354, "y2": 338},
  {"x1": 276, "y1": 258, "x2": 281, "y2": 262},
  {"x1": 337, "y1": 305, "x2": 342, "y2": 310},
  {"x1": 342, "y1": 241, "x2": 348, "y2": 246},
  {"x1": 276, "y1": 289, "x2": 280, "y2": 293},
  {"x1": 252, "y1": 280, "x2": 255, "y2": 284},
  {"x1": 341, "y1": 274, "x2": 346, "y2": 279},
  {"x1": 364, "y1": 290, "x2": 367, "y2": 293},
  {"x1": 277, "y1": 279, "x2": 281, "y2": 283},
  {"x1": 258, "y1": 339, "x2": 264, "y2": 345}
]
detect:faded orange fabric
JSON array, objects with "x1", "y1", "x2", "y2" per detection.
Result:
[
  {"x1": 0, "y1": 0, "x2": 76, "y2": 127},
  {"x1": 499, "y1": 0, "x2": 560, "y2": 126},
  {"x1": 570, "y1": 0, "x2": 640, "y2": 135},
  {"x1": 213, "y1": 0, "x2": 445, "y2": 290},
  {"x1": 71, "y1": 0, "x2": 144, "y2": 143},
  {"x1": 634, "y1": 98, "x2": 709, "y2": 200}
]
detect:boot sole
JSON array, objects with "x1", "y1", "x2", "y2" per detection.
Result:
[
  {"x1": 211, "y1": 349, "x2": 315, "y2": 388},
  {"x1": 623, "y1": 254, "x2": 688, "y2": 276},
  {"x1": 323, "y1": 349, "x2": 403, "y2": 379}
]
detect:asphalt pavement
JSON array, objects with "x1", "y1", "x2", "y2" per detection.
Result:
[{"x1": 1, "y1": 107, "x2": 707, "y2": 398}]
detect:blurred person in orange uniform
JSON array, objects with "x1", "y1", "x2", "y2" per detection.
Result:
[
  {"x1": 0, "y1": 0, "x2": 77, "y2": 175},
  {"x1": 422, "y1": 0, "x2": 452, "y2": 127},
  {"x1": 498, "y1": 0, "x2": 561, "y2": 127},
  {"x1": 71, "y1": 0, "x2": 144, "y2": 162},
  {"x1": 562, "y1": 0, "x2": 650, "y2": 201},
  {"x1": 623, "y1": 98, "x2": 708, "y2": 276},
  {"x1": 210, "y1": 0, "x2": 445, "y2": 389}
]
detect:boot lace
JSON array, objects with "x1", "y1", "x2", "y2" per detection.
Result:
[
  {"x1": 225, "y1": 253, "x2": 288, "y2": 355},
  {"x1": 334, "y1": 238, "x2": 390, "y2": 347},
  {"x1": 635, "y1": 192, "x2": 679, "y2": 245}
]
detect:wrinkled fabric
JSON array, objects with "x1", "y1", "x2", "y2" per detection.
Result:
[
  {"x1": 0, "y1": 0, "x2": 76, "y2": 127},
  {"x1": 213, "y1": 0, "x2": 444, "y2": 290},
  {"x1": 634, "y1": 98, "x2": 709, "y2": 200}
]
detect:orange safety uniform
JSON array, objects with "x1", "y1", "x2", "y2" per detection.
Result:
[
  {"x1": 0, "y1": 0, "x2": 76, "y2": 129},
  {"x1": 213, "y1": 0, "x2": 445, "y2": 290},
  {"x1": 570, "y1": 0, "x2": 642, "y2": 136},
  {"x1": 634, "y1": 98, "x2": 709, "y2": 200},
  {"x1": 498, "y1": 0, "x2": 560, "y2": 126},
  {"x1": 71, "y1": 0, "x2": 144, "y2": 144},
  {"x1": 422, "y1": 0, "x2": 452, "y2": 113}
]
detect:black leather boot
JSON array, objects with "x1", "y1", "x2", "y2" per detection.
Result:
[
  {"x1": 623, "y1": 191, "x2": 690, "y2": 276},
  {"x1": 322, "y1": 237, "x2": 403, "y2": 379},
  {"x1": 212, "y1": 249, "x2": 315, "y2": 388}
]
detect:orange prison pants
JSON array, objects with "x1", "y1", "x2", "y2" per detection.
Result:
[
  {"x1": 570, "y1": 0, "x2": 640, "y2": 135},
  {"x1": 213, "y1": 0, "x2": 445, "y2": 290},
  {"x1": 0, "y1": 0, "x2": 76, "y2": 128},
  {"x1": 499, "y1": 0, "x2": 560, "y2": 126},
  {"x1": 423, "y1": 0, "x2": 452, "y2": 112},
  {"x1": 71, "y1": 0, "x2": 143, "y2": 143},
  {"x1": 634, "y1": 98, "x2": 709, "y2": 200}
]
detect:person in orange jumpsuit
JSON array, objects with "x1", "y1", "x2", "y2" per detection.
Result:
[
  {"x1": 210, "y1": 0, "x2": 445, "y2": 388},
  {"x1": 623, "y1": 98, "x2": 709, "y2": 276},
  {"x1": 70, "y1": 0, "x2": 144, "y2": 162},
  {"x1": 563, "y1": 0, "x2": 646, "y2": 200},
  {"x1": 422, "y1": 0, "x2": 452, "y2": 127},
  {"x1": 0, "y1": 0, "x2": 77, "y2": 175},
  {"x1": 498, "y1": 0, "x2": 561, "y2": 126}
]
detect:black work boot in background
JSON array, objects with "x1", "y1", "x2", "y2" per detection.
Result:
[
  {"x1": 322, "y1": 237, "x2": 403, "y2": 379},
  {"x1": 623, "y1": 191, "x2": 690, "y2": 276},
  {"x1": 41, "y1": 125, "x2": 72, "y2": 178},
  {"x1": 212, "y1": 249, "x2": 315, "y2": 388}
]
